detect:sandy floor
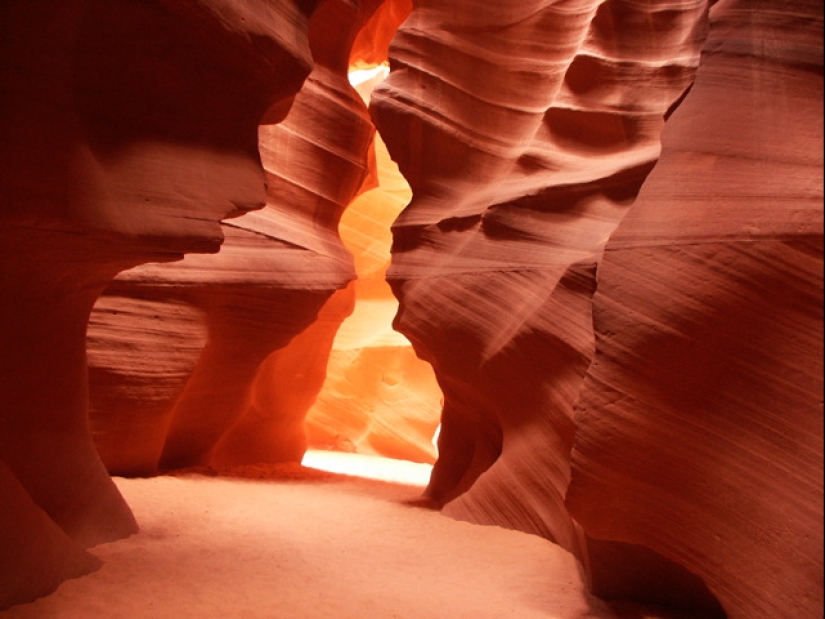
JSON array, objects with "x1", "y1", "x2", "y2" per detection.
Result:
[{"x1": 0, "y1": 457, "x2": 620, "y2": 619}]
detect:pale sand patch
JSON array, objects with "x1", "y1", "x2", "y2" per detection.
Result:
[{"x1": 0, "y1": 465, "x2": 615, "y2": 619}]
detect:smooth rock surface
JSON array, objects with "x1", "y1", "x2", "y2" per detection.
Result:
[
  {"x1": 87, "y1": 0, "x2": 388, "y2": 475},
  {"x1": 305, "y1": 132, "x2": 443, "y2": 464},
  {"x1": 1, "y1": 0, "x2": 821, "y2": 615}
]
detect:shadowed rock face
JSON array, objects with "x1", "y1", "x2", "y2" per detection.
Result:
[
  {"x1": 566, "y1": 1, "x2": 824, "y2": 617},
  {"x1": 1, "y1": 0, "x2": 821, "y2": 615},
  {"x1": 0, "y1": 0, "x2": 318, "y2": 609},
  {"x1": 372, "y1": 0, "x2": 709, "y2": 559}
]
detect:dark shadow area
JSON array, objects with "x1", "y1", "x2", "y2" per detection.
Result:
[{"x1": 587, "y1": 537, "x2": 728, "y2": 619}]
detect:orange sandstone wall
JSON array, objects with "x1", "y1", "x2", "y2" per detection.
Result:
[
  {"x1": 374, "y1": 0, "x2": 822, "y2": 615},
  {"x1": 1, "y1": 0, "x2": 821, "y2": 615},
  {"x1": 87, "y1": 0, "x2": 389, "y2": 475},
  {"x1": 350, "y1": 0, "x2": 412, "y2": 69},
  {"x1": 304, "y1": 132, "x2": 443, "y2": 463},
  {"x1": 88, "y1": 0, "x2": 432, "y2": 474}
]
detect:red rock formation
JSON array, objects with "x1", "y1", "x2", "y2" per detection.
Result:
[
  {"x1": 210, "y1": 286, "x2": 357, "y2": 467},
  {"x1": 371, "y1": 0, "x2": 709, "y2": 562},
  {"x1": 566, "y1": 1, "x2": 824, "y2": 617},
  {"x1": 88, "y1": 296, "x2": 209, "y2": 475},
  {"x1": 0, "y1": 0, "x2": 317, "y2": 608},
  {"x1": 2, "y1": 0, "x2": 821, "y2": 614},
  {"x1": 87, "y1": 0, "x2": 388, "y2": 474}
]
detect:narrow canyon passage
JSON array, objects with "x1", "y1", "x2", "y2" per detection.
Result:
[
  {"x1": 301, "y1": 76, "x2": 444, "y2": 469},
  {"x1": 0, "y1": 1, "x2": 820, "y2": 617}
]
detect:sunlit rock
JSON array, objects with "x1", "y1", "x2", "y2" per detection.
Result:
[
  {"x1": 2, "y1": 0, "x2": 821, "y2": 615},
  {"x1": 350, "y1": 0, "x2": 412, "y2": 69},
  {"x1": 305, "y1": 133, "x2": 443, "y2": 464}
]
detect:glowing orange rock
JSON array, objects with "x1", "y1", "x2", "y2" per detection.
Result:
[
  {"x1": 305, "y1": 132, "x2": 443, "y2": 464},
  {"x1": 350, "y1": 0, "x2": 412, "y2": 69},
  {"x1": 210, "y1": 285, "x2": 357, "y2": 467}
]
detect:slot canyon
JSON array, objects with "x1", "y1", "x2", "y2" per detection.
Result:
[{"x1": 0, "y1": 0, "x2": 822, "y2": 618}]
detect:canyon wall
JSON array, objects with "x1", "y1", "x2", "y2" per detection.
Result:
[
  {"x1": 373, "y1": 0, "x2": 822, "y2": 616},
  {"x1": 303, "y1": 131, "x2": 443, "y2": 463},
  {"x1": 1, "y1": 0, "x2": 821, "y2": 615},
  {"x1": 372, "y1": 0, "x2": 709, "y2": 561},
  {"x1": 86, "y1": 0, "x2": 390, "y2": 476},
  {"x1": 86, "y1": 0, "x2": 434, "y2": 475},
  {"x1": 566, "y1": 1, "x2": 824, "y2": 617},
  {"x1": 0, "y1": 0, "x2": 320, "y2": 608}
]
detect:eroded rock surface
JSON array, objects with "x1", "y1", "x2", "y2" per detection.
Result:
[
  {"x1": 566, "y1": 1, "x2": 824, "y2": 617},
  {"x1": 371, "y1": 0, "x2": 709, "y2": 561},
  {"x1": 375, "y1": 0, "x2": 822, "y2": 615},
  {"x1": 305, "y1": 133, "x2": 442, "y2": 463},
  {"x1": 87, "y1": 0, "x2": 388, "y2": 475},
  {"x1": 2, "y1": 0, "x2": 821, "y2": 615}
]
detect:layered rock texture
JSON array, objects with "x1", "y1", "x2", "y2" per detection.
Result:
[
  {"x1": 1, "y1": 0, "x2": 822, "y2": 616},
  {"x1": 87, "y1": 0, "x2": 390, "y2": 476},
  {"x1": 373, "y1": 0, "x2": 710, "y2": 561},
  {"x1": 373, "y1": 0, "x2": 822, "y2": 616},
  {"x1": 86, "y1": 0, "x2": 435, "y2": 475},
  {"x1": 566, "y1": 1, "x2": 824, "y2": 617},
  {"x1": 304, "y1": 129, "x2": 442, "y2": 464}
]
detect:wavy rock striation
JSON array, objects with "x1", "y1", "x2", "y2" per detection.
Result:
[
  {"x1": 0, "y1": 0, "x2": 318, "y2": 608},
  {"x1": 87, "y1": 0, "x2": 388, "y2": 475},
  {"x1": 566, "y1": 1, "x2": 824, "y2": 617},
  {"x1": 3, "y1": 0, "x2": 821, "y2": 614},
  {"x1": 372, "y1": 0, "x2": 709, "y2": 563}
]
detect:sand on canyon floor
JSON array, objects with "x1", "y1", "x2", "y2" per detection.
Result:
[{"x1": 0, "y1": 454, "x2": 658, "y2": 619}]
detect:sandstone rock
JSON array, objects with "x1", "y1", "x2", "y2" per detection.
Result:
[
  {"x1": 88, "y1": 0, "x2": 388, "y2": 474},
  {"x1": 304, "y1": 132, "x2": 443, "y2": 464},
  {"x1": 88, "y1": 296, "x2": 209, "y2": 476},
  {"x1": 2, "y1": 0, "x2": 821, "y2": 615},
  {"x1": 350, "y1": 0, "x2": 412, "y2": 69},
  {"x1": 210, "y1": 286, "x2": 357, "y2": 467},
  {"x1": 371, "y1": 0, "x2": 708, "y2": 561},
  {"x1": 1, "y1": 0, "x2": 317, "y2": 607},
  {"x1": 566, "y1": 1, "x2": 824, "y2": 617},
  {"x1": 0, "y1": 462, "x2": 102, "y2": 610}
]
